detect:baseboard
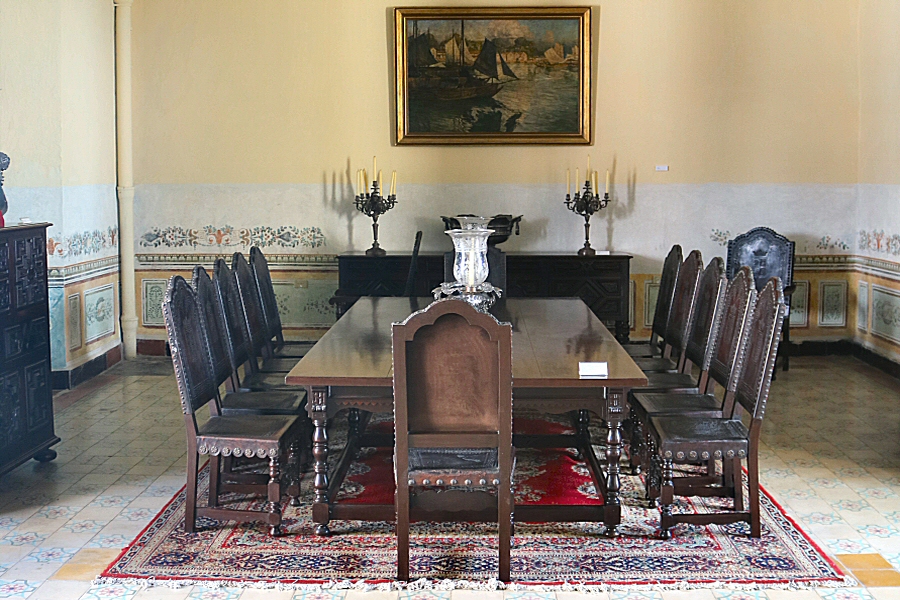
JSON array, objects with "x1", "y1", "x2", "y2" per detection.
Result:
[
  {"x1": 137, "y1": 339, "x2": 168, "y2": 356},
  {"x1": 792, "y1": 340, "x2": 900, "y2": 380},
  {"x1": 52, "y1": 344, "x2": 123, "y2": 390}
]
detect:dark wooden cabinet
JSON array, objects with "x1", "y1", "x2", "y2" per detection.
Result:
[
  {"x1": 337, "y1": 251, "x2": 632, "y2": 341},
  {"x1": 0, "y1": 223, "x2": 59, "y2": 476}
]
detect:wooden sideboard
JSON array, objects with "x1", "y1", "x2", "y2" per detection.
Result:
[
  {"x1": 0, "y1": 223, "x2": 59, "y2": 476},
  {"x1": 337, "y1": 251, "x2": 632, "y2": 341}
]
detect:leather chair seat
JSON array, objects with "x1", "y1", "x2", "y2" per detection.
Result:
[
  {"x1": 406, "y1": 448, "x2": 514, "y2": 487},
  {"x1": 241, "y1": 372, "x2": 300, "y2": 392},
  {"x1": 272, "y1": 342, "x2": 313, "y2": 359},
  {"x1": 639, "y1": 371, "x2": 699, "y2": 392},
  {"x1": 221, "y1": 390, "x2": 305, "y2": 416},
  {"x1": 196, "y1": 415, "x2": 301, "y2": 457},
  {"x1": 259, "y1": 357, "x2": 299, "y2": 373},
  {"x1": 649, "y1": 416, "x2": 749, "y2": 461},
  {"x1": 621, "y1": 342, "x2": 658, "y2": 358},
  {"x1": 633, "y1": 357, "x2": 678, "y2": 372},
  {"x1": 630, "y1": 392, "x2": 722, "y2": 421}
]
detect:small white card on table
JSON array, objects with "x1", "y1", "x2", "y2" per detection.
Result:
[{"x1": 579, "y1": 362, "x2": 608, "y2": 379}]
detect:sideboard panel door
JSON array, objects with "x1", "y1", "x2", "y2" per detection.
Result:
[
  {"x1": 0, "y1": 223, "x2": 59, "y2": 475},
  {"x1": 338, "y1": 251, "x2": 632, "y2": 341}
]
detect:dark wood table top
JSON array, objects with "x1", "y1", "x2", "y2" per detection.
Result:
[{"x1": 285, "y1": 297, "x2": 647, "y2": 389}]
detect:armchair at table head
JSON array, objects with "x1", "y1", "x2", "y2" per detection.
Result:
[{"x1": 391, "y1": 298, "x2": 513, "y2": 582}]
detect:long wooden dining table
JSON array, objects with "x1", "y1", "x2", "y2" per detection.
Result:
[{"x1": 285, "y1": 297, "x2": 647, "y2": 536}]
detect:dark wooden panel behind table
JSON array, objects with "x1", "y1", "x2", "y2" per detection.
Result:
[{"x1": 338, "y1": 251, "x2": 632, "y2": 341}]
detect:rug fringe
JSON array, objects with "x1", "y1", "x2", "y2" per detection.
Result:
[{"x1": 90, "y1": 574, "x2": 857, "y2": 593}]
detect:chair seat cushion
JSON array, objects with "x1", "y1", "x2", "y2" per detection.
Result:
[
  {"x1": 621, "y1": 342, "x2": 657, "y2": 358},
  {"x1": 241, "y1": 372, "x2": 300, "y2": 392},
  {"x1": 406, "y1": 448, "x2": 508, "y2": 486},
  {"x1": 274, "y1": 342, "x2": 313, "y2": 359},
  {"x1": 637, "y1": 371, "x2": 699, "y2": 392},
  {"x1": 258, "y1": 357, "x2": 297, "y2": 373},
  {"x1": 197, "y1": 415, "x2": 300, "y2": 457},
  {"x1": 649, "y1": 416, "x2": 749, "y2": 460},
  {"x1": 221, "y1": 390, "x2": 305, "y2": 416},
  {"x1": 633, "y1": 357, "x2": 677, "y2": 372},
  {"x1": 630, "y1": 392, "x2": 722, "y2": 420},
  {"x1": 410, "y1": 448, "x2": 498, "y2": 471}
]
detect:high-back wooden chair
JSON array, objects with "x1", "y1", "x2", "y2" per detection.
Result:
[
  {"x1": 163, "y1": 275, "x2": 302, "y2": 535},
  {"x1": 637, "y1": 257, "x2": 727, "y2": 393},
  {"x1": 192, "y1": 266, "x2": 305, "y2": 505},
  {"x1": 648, "y1": 277, "x2": 786, "y2": 539},
  {"x1": 194, "y1": 265, "x2": 305, "y2": 414},
  {"x1": 624, "y1": 244, "x2": 682, "y2": 358},
  {"x1": 250, "y1": 247, "x2": 313, "y2": 359},
  {"x1": 392, "y1": 299, "x2": 513, "y2": 582},
  {"x1": 630, "y1": 267, "x2": 756, "y2": 489},
  {"x1": 232, "y1": 252, "x2": 295, "y2": 373},
  {"x1": 213, "y1": 258, "x2": 296, "y2": 392},
  {"x1": 727, "y1": 227, "x2": 795, "y2": 371},
  {"x1": 634, "y1": 249, "x2": 703, "y2": 373}
]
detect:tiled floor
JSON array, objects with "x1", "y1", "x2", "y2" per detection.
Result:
[{"x1": 0, "y1": 355, "x2": 898, "y2": 599}]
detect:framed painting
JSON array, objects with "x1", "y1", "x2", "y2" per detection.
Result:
[{"x1": 394, "y1": 6, "x2": 592, "y2": 145}]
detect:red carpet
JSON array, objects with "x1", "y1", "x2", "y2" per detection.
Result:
[{"x1": 100, "y1": 415, "x2": 847, "y2": 589}]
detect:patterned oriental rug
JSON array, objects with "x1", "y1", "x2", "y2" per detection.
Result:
[{"x1": 101, "y1": 417, "x2": 848, "y2": 590}]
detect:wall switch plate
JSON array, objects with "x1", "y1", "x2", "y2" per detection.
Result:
[{"x1": 655, "y1": 165, "x2": 669, "y2": 172}]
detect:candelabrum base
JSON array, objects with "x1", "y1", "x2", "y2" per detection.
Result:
[
  {"x1": 432, "y1": 282, "x2": 502, "y2": 312},
  {"x1": 578, "y1": 244, "x2": 596, "y2": 257},
  {"x1": 365, "y1": 245, "x2": 386, "y2": 257}
]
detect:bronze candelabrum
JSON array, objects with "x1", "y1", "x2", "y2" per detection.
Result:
[
  {"x1": 354, "y1": 181, "x2": 396, "y2": 256},
  {"x1": 564, "y1": 180, "x2": 609, "y2": 256}
]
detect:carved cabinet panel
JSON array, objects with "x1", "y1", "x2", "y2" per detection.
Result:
[{"x1": 0, "y1": 224, "x2": 58, "y2": 475}]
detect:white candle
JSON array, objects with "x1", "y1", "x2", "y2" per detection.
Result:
[
  {"x1": 373, "y1": 156, "x2": 377, "y2": 182},
  {"x1": 587, "y1": 155, "x2": 591, "y2": 179},
  {"x1": 390, "y1": 170, "x2": 397, "y2": 196},
  {"x1": 378, "y1": 170, "x2": 383, "y2": 191},
  {"x1": 467, "y1": 252, "x2": 476, "y2": 287},
  {"x1": 363, "y1": 168, "x2": 368, "y2": 191},
  {"x1": 566, "y1": 169, "x2": 571, "y2": 196},
  {"x1": 605, "y1": 170, "x2": 610, "y2": 194},
  {"x1": 356, "y1": 169, "x2": 361, "y2": 196},
  {"x1": 575, "y1": 168, "x2": 580, "y2": 191}
]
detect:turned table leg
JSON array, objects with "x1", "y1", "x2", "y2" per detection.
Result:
[
  {"x1": 603, "y1": 388, "x2": 628, "y2": 536},
  {"x1": 308, "y1": 387, "x2": 331, "y2": 536}
]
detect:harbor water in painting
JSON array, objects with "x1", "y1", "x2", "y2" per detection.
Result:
[{"x1": 406, "y1": 18, "x2": 581, "y2": 134}]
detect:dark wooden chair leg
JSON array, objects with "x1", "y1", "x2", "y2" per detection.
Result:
[
  {"x1": 267, "y1": 456, "x2": 283, "y2": 536},
  {"x1": 397, "y1": 482, "x2": 410, "y2": 581},
  {"x1": 629, "y1": 417, "x2": 644, "y2": 475},
  {"x1": 208, "y1": 455, "x2": 221, "y2": 508},
  {"x1": 748, "y1": 452, "x2": 761, "y2": 537},
  {"x1": 498, "y1": 483, "x2": 512, "y2": 583},
  {"x1": 184, "y1": 452, "x2": 199, "y2": 533},
  {"x1": 732, "y1": 457, "x2": 744, "y2": 512},
  {"x1": 659, "y1": 457, "x2": 675, "y2": 539},
  {"x1": 287, "y1": 439, "x2": 301, "y2": 507}
]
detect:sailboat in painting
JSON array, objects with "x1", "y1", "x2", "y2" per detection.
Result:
[{"x1": 409, "y1": 20, "x2": 517, "y2": 101}]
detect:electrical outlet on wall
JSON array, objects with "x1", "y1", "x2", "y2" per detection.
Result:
[{"x1": 655, "y1": 165, "x2": 669, "y2": 172}]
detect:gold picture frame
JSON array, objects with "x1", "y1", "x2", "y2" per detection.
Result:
[{"x1": 395, "y1": 6, "x2": 592, "y2": 145}]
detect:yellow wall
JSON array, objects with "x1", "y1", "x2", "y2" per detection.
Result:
[
  {"x1": 131, "y1": 0, "x2": 860, "y2": 187},
  {"x1": 858, "y1": 0, "x2": 900, "y2": 185},
  {"x1": 0, "y1": 0, "x2": 115, "y2": 187},
  {"x1": 59, "y1": 0, "x2": 116, "y2": 187}
]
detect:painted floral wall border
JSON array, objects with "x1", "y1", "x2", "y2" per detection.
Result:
[
  {"x1": 47, "y1": 227, "x2": 118, "y2": 258},
  {"x1": 859, "y1": 230, "x2": 900, "y2": 256},
  {"x1": 140, "y1": 225, "x2": 326, "y2": 250}
]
